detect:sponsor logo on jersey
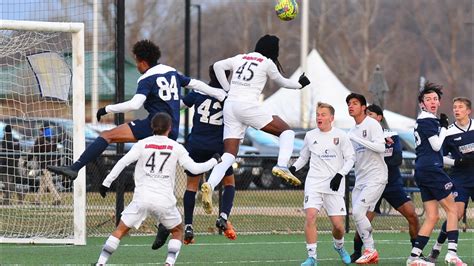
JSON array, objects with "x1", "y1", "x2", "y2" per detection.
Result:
[
  {"x1": 242, "y1": 55, "x2": 264, "y2": 62},
  {"x1": 340, "y1": 208, "x2": 345, "y2": 212},
  {"x1": 454, "y1": 136, "x2": 462, "y2": 141},
  {"x1": 304, "y1": 195, "x2": 309, "y2": 203},
  {"x1": 145, "y1": 144, "x2": 174, "y2": 150},
  {"x1": 459, "y1": 143, "x2": 474, "y2": 154},
  {"x1": 361, "y1": 198, "x2": 366, "y2": 203},
  {"x1": 333, "y1": 137, "x2": 339, "y2": 145},
  {"x1": 362, "y1": 130, "x2": 367, "y2": 138},
  {"x1": 313, "y1": 140, "x2": 318, "y2": 144},
  {"x1": 444, "y1": 182, "x2": 453, "y2": 191}
]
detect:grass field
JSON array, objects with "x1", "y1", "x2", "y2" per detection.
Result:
[{"x1": 2, "y1": 232, "x2": 473, "y2": 265}]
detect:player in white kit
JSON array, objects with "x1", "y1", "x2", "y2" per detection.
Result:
[
  {"x1": 291, "y1": 102, "x2": 355, "y2": 266},
  {"x1": 95, "y1": 113, "x2": 220, "y2": 266},
  {"x1": 200, "y1": 34, "x2": 311, "y2": 213},
  {"x1": 346, "y1": 93, "x2": 388, "y2": 264}
]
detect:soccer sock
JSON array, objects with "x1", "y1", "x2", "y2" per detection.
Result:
[
  {"x1": 306, "y1": 243, "x2": 317, "y2": 259},
  {"x1": 333, "y1": 237, "x2": 344, "y2": 249},
  {"x1": 97, "y1": 235, "x2": 120, "y2": 264},
  {"x1": 354, "y1": 234, "x2": 363, "y2": 254},
  {"x1": 410, "y1": 235, "x2": 429, "y2": 257},
  {"x1": 207, "y1": 153, "x2": 235, "y2": 190},
  {"x1": 71, "y1": 137, "x2": 109, "y2": 171},
  {"x1": 436, "y1": 220, "x2": 448, "y2": 246},
  {"x1": 165, "y1": 239, "x2": 182, "y2": 265},
  {"x1": 221, "y1": 185, "x2": 235, "y2": 217},
  {"x1": 277, "y1": 130, "x2": 294, "y2": 167},
  {"x1": 446, "y1": 230, "x2": 459, "y2": 255},
  {"x1": 410, "y1": 238, "x2": 416, "y2": 248},
  {"x1": 353, "y1": 211, "x2": 374, "y2": 250},
  {"x1": 183, "y1": 190, "x2": 196, "y2": 225}
]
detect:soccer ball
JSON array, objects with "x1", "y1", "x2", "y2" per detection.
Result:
[{"x1": 274, "y1": 0, "x2": 299, "y2": 21}]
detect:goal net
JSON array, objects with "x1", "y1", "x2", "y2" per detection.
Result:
[{"x1": 0, "y1": 20, "x2": 85, "y2": 245}]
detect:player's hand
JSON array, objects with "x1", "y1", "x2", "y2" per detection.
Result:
[
  {"x1": 385, "y1": 137, "x2": 394, "y2": 145},
  {"x1": 96, "y1": 107, "x2": 107, "y2": 122},
  {"x1": 289, "y1": 166, "x2": 296, "y2": 175},
  {"x1": 212, "y1": 153, "x2": 222, "y2": 163},
  {"x1": 298, "y1": 73, "x2": 310, "y2": 88},
  {"x1": 454, "y1": 157, "x2": 474, "y2": 167},
  {"x1": 329, "y1": 173, "x2": 343, "y2": 191},
  {"x1": 439, "y1": 113, "x2": 449, "y2": 128},
  {"x1": 99, "y1": 185, "x2": 109, "y2": 198}
]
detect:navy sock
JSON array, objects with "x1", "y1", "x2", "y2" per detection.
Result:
[
  {"x1": 411, "y1": 235, "x2": 429, "y2": 257},
  {"x1": 446, "y1": 230, "x2": 459, "y2": 253},
  {"x1": 354, "y1": 233, "x2": 363, "y2": 254},
  {"x1": 183, "y1": 190, "x2": 196, "y2": 225},
  {"x1": 221, "y1": 185, "x2": 235, "y2": 217},
  {"x1": 437, "y1": 221, "x2": 448, "y2": 244},
  {"x1": 410, "y1": 238, "x2": 416, "y2": 247},
  {"x1": 71, "y1": 137, "x2": 109, "y2": 171}
]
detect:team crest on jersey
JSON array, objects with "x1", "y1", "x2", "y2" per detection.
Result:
[
  {"x1": 362, "y1": 130, "x2": 367, "y2": 138},
  {"x1": 333, "y1": 137, "x2": 339, "y2": 145},
  {"x1": 444, "y1": 182, "x2": 453, "y2": 191}
]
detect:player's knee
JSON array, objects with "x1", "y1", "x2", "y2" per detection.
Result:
[
  {"x1": 425, "y1": 211, "x2": 439, "y2": 224},
  {"x1": 222, "y1": 175, "x2": 235, "y2": 186},
  {"x1": 333, "y1": 223, "x2": 345, "y2": 235},
  {"x1": 186, "y1": 176, "x2": 200, "y2": 191},
  {"x1": 352, "y1": 207, "x2": 366, "y2": 222}
]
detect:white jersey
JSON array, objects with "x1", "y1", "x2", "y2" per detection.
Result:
[
  {"x1": 213, "y1": 52, "x2": 301, "y2": 103},
  {"x1": 293, "y1": 127, "x2": 355, "y2": 195},
  {"x1": 103, "y1": 135, "x2": 217, "y2": 208},
  {"x1": 348, "y1": 116, "x2": 388, "y2": 186}
]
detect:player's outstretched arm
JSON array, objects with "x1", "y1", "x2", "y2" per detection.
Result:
[
  {"x1": 101, "y1": 143, "x2": 141, "y2": 189},
  {"x1": 177, "y1": 145, "x2": 219, "y2": 175},
  {"x1": 213, "y1": 58, "x2": 233, "y2": 92},
  {"x1": 186, "y1": 79, "x2": 227, "y2": 102},
  {"x1": 99, "y1": 94, "x2": 146, "y2": 120}
]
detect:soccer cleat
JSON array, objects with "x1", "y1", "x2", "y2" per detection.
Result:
[
  {"x1": 406, "y1": 256, "x2": 435, "y2": 266},
  {"x1": 351, "y1": 252, "x2": 362, "y2": 263},
  {"x1": 216, "y1": 216, "x2": 236, "y2": 240},
  {"x1": 201, "y1": 182, "x2": 213, "y2": 214},
  {"x1": 426, "y1": 249, "x2": 440, "y2": 263},
  {"x1": 47, "y1": 165, "x2": 78, "y2": 180},
  {"x1": 444, "y1": 253, "x2": 467, "y2": 266},
  {"x1": 334, "y1": 246, "x2": 351, "y2": 264},
  {"x1": 183, "y1": 224, "x2": 195, "y2": 245},
  {"x1": 272, "y1": 166, "x2": 301, "y2": 186},
  {"x1": 301, "y1": 256, "x2": 317, "y2": 266},
  {"x1": 151, "y1": 223, "x2": 170, "y2": 250},
  {"x1": 355, "y1": 249, "x2": 379, "y2": 264}
]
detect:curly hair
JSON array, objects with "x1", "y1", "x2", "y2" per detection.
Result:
[
  {"x1": 418, "y1": 81, "x2": 443, "y2": 103},
  {"x1": 132, "y1": 40, "x2": 161, "y2": 67}
]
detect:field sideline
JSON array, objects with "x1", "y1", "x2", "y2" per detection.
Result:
[{"x1": 2, "y1": 232, "x2": 473, "y2": 265}]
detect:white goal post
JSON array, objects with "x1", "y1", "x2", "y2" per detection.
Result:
[{"x1": 0, "y1": 20, "x2": 86, "y2": 245}]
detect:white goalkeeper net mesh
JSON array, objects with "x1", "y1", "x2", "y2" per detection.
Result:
[{"x1": 0, "y1": 29, "x2": 75, "y2": 240}]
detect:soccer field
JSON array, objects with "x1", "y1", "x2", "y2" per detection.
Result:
[{"x1": 2, "y1": 232, "x2": 473, "y2": 265}]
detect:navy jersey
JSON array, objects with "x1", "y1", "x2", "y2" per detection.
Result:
[
  {"x1": 384, "y1": 131, "x2": 403, "y2": 186},
  {"x1": 414, "y1": 111, "x2": 444, "y2": 169},
  {"x1": 443, "y1": 119, "x2": 474, "y2": 188},
  {"x1": 136, "y1": 64, "x2": 191, "y2": 139},
  {"x1": 182, "y1": 91, "x2": 224, "y2": 151}
]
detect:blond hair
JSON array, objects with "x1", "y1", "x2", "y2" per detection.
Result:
[{"x1": 317, "y1": 102, "x2": 335, "y2": 115}]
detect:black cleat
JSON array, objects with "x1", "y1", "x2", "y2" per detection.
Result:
[
  {"x1": 215, "y1": 216, "x2": 228, "y2": 231},
  {"x1": 426, "y1": 249, "x2": 440, "y2": 263},
  {"x1": 350, "y1": 252, "x2": 362, "y2": 263},
  {"x1": 183, "y1": 224, "x2": 195, "y2": 245},
  {"x1": 151, "y1": 223, "x2": 170, "y2": 250},
  {"x1": 47, "y1": 165, "x2": 78, "y2": 180}
]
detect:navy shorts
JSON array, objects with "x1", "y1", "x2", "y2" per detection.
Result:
[
  {"x1": 184, "y1": 147, "x2": 233, "y2": 177},
  {"x1": 128, "y1": 117, "x2": 178, "y2": 141},
  {"x1": 453, "y1": 184, "x2": 474, "y2": 205},
  {"x1": 374, "y1": 183, "x2": 411, "y2": 214},
  {"x1": 415, "y1": 167, "x2": 453, "y2": 202}
]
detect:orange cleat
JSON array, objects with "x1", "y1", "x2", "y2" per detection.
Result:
[
  {"x1": 223, "y1": 221, "x2": 237, "y2": 240},
  {"x1": 355, "y1": 249, "x2": 379, "y2": 264}
]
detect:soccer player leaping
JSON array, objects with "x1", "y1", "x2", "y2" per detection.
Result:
[
  {"x1": 47, "y1": 39, "x2": 226, "y2": 180},
  {"x1": 95, "y1": 113, "x2": 220, "y2": 266},
  {"x1": 199, "y1": 34, "x2": 311, "y2": 214}
]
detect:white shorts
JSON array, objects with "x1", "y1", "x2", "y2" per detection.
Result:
[
  {"x1": 304, "y1": 191, "x2": 347, "y2": 216},
  {"x1": 351, "y1": 183, "x2": 386, "y2": 212},
  {"x1": 223, "y1": 101, "x2": 273, "y2": 139},
  {"x1": 121, "y1": 201, "x2": 182, "y2": 230}
]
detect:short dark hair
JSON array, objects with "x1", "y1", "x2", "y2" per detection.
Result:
[
  {"x1": 418, "y1": 81, "x2": 443, "y2": 103},
  {"x1": 151, "y1": 112, "x2": 172, "y2": 135},
  {"x1": 367, "y1": 104, "x2": 384, "y2": 117},
  {"x1": 345, "y1": 93, "x2": 367, "y2": 106},
  {"x1": 208, "y1": 64, "x2": 230, "y2": 87},
  {"x1": 132, "y1": 40, "x2": 161, "y2": 67},
  {"x1": 453, "y1": 97, "x2": 471, "y2": 110}
]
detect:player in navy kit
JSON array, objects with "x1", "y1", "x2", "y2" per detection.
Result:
[
  {"x1": 180, "y1": 65, "x2": 236, "y2": 244},
  {"x1": 428, "y1": 97, "x2": 474, "y2": 263},
  {"x1": 406, "y1": 83, "x2": 466, "y2": 266},
  {"x1": 47, "y1": 40, "x2": 226, "y2": 180},
  {"x1": 350, "y1": 104, "x2": 419, "y2": 262}
]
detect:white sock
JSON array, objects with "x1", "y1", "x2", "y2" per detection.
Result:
[
  {"x1": 207, "y1": 153, "x2": 235, "y2": 189},
  {"x1": 97, "y1": 235, "x2": 120, "y2": 264},
  {"x1": 333, "y1": 236, "x2": 344, "y2": 249},
  {"x1": 306, "y1": 243, "x2": 317, "y2": 259},
  {"x1": 354, "y1": 217, "x2": 374, "y2": 250},
  {"x1": 433, "y1": 241, "x2": 443, "y2": 251},
  {"x1": 277, "y1": 130, "x2": 294, "y2": 167},
  {"x1": 165, "y1": 239, "x2": 182, "y2": 265}
]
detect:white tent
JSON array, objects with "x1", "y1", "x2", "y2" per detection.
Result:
[{"x1": 263, "y1": 49, "x2": 416, "y2": 131}]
